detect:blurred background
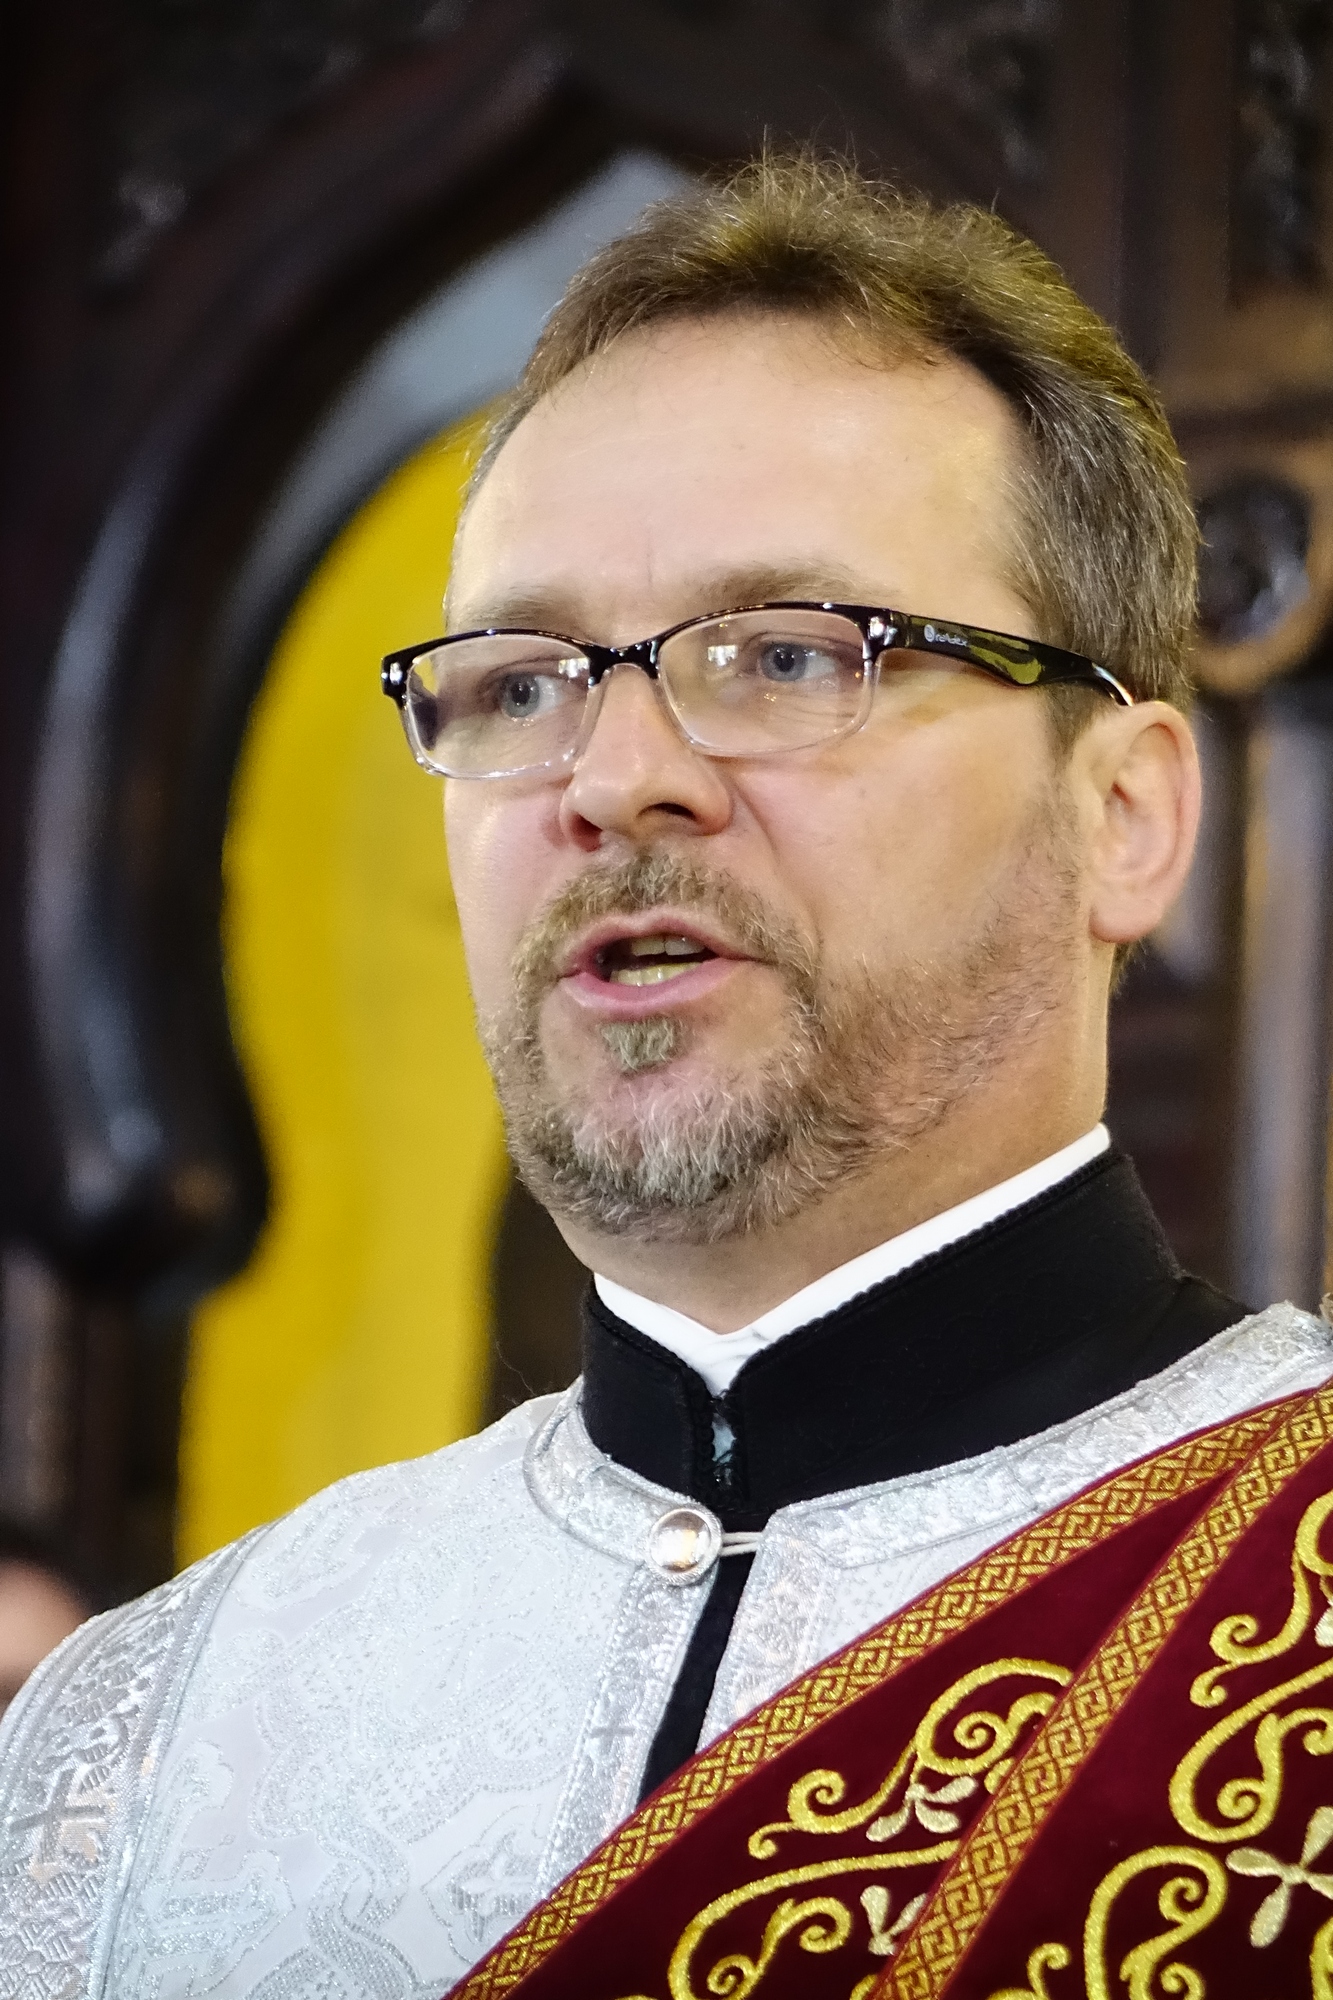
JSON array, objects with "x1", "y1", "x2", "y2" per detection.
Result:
[{"x1": 3, "y1": 0, "x2": 1333, "y2": 1639}]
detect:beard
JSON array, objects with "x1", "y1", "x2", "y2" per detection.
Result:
[{"x1": 480, "y1": 806, "x2": 1081, "y2": 1246}]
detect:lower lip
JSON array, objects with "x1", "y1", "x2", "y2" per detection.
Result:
[{"x1": 557, "y1": 956, "x2": 747, "y2": 1019}]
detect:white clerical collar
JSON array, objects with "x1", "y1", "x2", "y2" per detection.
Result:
[{"x1": 594, "y1": 1125, "x2": 1111, "y2": 1399}]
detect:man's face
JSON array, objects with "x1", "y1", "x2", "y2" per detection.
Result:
[{"x1": 446, "y1": 314, "x2": 1089, "y2": 1245}]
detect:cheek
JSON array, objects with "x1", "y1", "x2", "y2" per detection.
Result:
[
  {"x1": 742, "y1": 716, "x2": 1051, "y2": 953},
  {"x1": 444, "y1": 786, "x2": 553, "y2": 1003}
]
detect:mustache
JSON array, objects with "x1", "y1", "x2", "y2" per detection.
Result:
[{"x1": 508, "y1": 847, "x2": 818, "y2": 1012}]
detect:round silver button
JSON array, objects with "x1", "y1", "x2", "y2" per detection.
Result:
[{"x1": 646, "y1": 1506, "x2": 721, "y2": 1582}]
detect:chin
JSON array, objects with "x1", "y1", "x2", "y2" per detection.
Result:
[{"x1": 585, "y1": 1056, "x2": 743, "y2": 1120}]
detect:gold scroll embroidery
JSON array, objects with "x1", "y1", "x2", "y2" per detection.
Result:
[
  {"x1": 986, "y1": 1942, "x2": 1071, "y2": 2000},
  {"x1": 678, "y1": 1890, "x2": 851, "y2": 2000},
  {"x1": 973, "y1": 1465, "x2": 1333, "y2": 1999},
  {"x1": 887, "y1": 1388, "x2": 1333, "y2": 1998},
  {"x1": 1313, "y1": 1910, "x2": 1333, "y2": 1998},
  {"x1": 1191, "y1": 1488, "x2": 1333, "y2": 1709},
  {"x1": 1171, "y1": 1485, "x2": 1333, "y2": 1846},
  {"x1": 1083, "y1": 1847, "x2": 1228, "y2": 2000},
  {"x1": 750, "y1": 1660, "x2": 1070, "y2": 1861},
  {"x1": 1036, "y1": 1487, "x2": 1333, "y2": 1994},
  {"x1": 456, "y1": 1401, "x2": 1284, "y2": 2000},
  {"x1": 1169, "y1": 1664, "x2": 1333, "y2": 1845},
  {"x1": 982, "y1": 1849, "x2": 1229, "y2": 2000},
  {"x1": 662, "y1": 1859, "x2": 949, "y2": 2000},
  {"x1": 642, "y1": 1662, "x2": 1073, "y2": 2000}
]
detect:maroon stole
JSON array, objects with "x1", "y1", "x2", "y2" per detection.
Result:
[{"x1": 452, "y1": 1379, "x2": 1333, "y2": 1999}]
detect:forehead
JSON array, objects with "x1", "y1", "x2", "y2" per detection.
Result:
[{"x1": 450, "y1": 314, "x2": 1026, "y2": 633}]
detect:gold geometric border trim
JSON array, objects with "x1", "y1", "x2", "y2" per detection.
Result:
[
  {"x1": 882, "y1": 1383, "x2": 1333, "y2": 1998},
  {"x1": 455, "y1": 1400, "x2": 1290, "y2": 2000}
]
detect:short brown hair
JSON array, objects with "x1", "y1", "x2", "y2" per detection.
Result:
[{"x1": 474, "y1": 155, "x2": 1198, "y2": 735}]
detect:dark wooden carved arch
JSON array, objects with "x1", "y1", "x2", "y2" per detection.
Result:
[{"x1": 3, "y1": 0, "x2": 1332, "y2": 1595}]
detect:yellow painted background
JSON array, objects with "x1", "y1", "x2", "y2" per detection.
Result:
[{"x1": 178, "y1": 413, "x2": 507, "y2": 1566}]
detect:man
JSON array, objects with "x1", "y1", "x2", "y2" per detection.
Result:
[
  {"x1": 3, "y1": 157, "x2": 1330, "y2": 1999},
  {"x1": 0, "y1": 1527, "x2": 88, "y2": 1718}
]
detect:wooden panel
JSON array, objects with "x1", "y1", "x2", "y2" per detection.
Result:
[{"x1": 3, "y1": 0, "x2": 1332, "y2": 1588}]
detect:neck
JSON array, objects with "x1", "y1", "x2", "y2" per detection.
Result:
[{"x1": 559, "y1": 1063, "x2": 1106, "y2": 1332}]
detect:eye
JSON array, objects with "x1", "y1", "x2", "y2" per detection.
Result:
[
  {"x1": 755, "y1": 641, "x2": 841, "y2": 684},
  {"x1": 484, "y1": 668, "x2": 580, "y2": 721},
  {"x1": 498, "y1": 673, "x2": 548, "y2": 718}
]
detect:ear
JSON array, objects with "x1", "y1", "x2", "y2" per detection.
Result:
[{"x1": 1076, "y1": 701, "x2": 1201, "y2": 947}]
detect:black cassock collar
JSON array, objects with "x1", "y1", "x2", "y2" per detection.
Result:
[
  {"x1": 579, "y1": 1149, "x2": 1247, "y2": 1532},
  {"x1": 579, "y1": 1147, "x2": 1248, "y2": 1798}
]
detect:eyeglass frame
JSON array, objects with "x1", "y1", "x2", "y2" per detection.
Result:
[{"x1": 380, "y1": 600, "x2": 1134, "y2": 778}]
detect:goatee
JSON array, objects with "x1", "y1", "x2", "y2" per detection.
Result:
[{"x1": 480, "y1": 819, "x2": 1077, "y2": 1245}]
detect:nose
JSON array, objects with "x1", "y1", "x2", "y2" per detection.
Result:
[{"x1": 557, "y1": 662, "x2": 733, "y2": 849}]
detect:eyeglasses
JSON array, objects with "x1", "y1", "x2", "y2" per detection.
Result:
[{"x1": 380, "y1": 601, "x2": 1132, "y2": 780}]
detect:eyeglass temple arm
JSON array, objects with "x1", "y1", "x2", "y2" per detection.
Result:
[{"x1": 881, "y1": 616, "x2": 1133, "y2": 706}]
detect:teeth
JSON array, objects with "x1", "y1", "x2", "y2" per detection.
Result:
[
  {"x1": 599, "y1": 934, "x2": 713, "y2": 983},
  {"x1": 626, "y1": 934, "x2": 703, "y2": 958},
  {"x1": 609, "y1": 962, "x2": 696, "y2": 986}
]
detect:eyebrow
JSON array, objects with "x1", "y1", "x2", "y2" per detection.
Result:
[{"x1": 449, "y1": 561, "x2": 888, "y2": 638}]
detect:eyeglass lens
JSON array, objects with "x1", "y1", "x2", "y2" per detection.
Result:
[
  {"x1": 402, "y1": 608, "x2": 873, "y2": 777},
  {"x1": 404, "y1": 633, "x2": 589, "y2": 777}
]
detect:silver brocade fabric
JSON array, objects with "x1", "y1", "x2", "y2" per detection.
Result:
[{"x1": 0, "y1": 1304, "x2": 1329, "y2": 1999}]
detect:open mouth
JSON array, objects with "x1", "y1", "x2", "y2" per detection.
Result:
[{"x1": 593, "y1": 934, "x2": 718, "y2": 987}]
